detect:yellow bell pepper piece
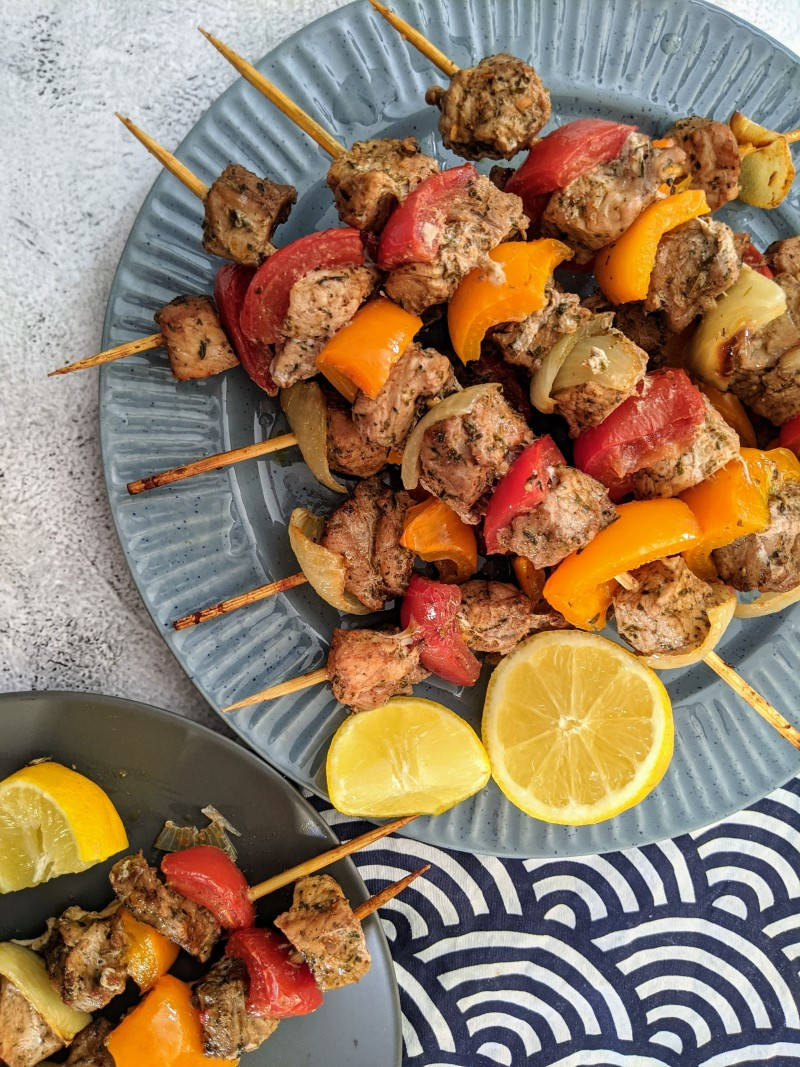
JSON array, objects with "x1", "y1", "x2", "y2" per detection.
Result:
[
  {"x1": 400, "y1": 497, "x2": 478, "y2": 582},
  {"x1": 766, "y1": 446, "x2": 800, "y2": 482},
  {"x1": 119, "y1": 907, "x2": 179, "y2": 991}
]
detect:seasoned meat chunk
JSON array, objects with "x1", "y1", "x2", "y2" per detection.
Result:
[
  {"x1": 321, "y1": 476, "x2": 414, "y2": 610},
  {"x1": 495, "y1": 466, "x2": 617, "y2": 567},
  {"x1": 666, "y1": 116, "x2": 740, "y2": 211},
  {"x1": 713, "y1": 466, "x2": 800, "y2": 592},
  {"x1": 385, "y1": 173, "x2": 526, "y2": 314},
  {"x1": 543, "y1": 133, "x2": 685, "y2": 262},
  {"x1": 35, "y1": 904, "x2": 127, "y2": 1012},
  {"x1": 645, "y1": 217, "x2": 740, "y2": 331},
  {"x1": 425, "y1": 53, "x2": 551, "y2": 161},
  {"x1": 493, "y1": 284, "x2": 592, "y2": 373},
  {"x1": 327, "y1": 628, "x2": 429, "y2": 711},
  {"x1": 326, "y1": 395, "x2": 390, "y2": 477},
  {"x1": 0, "y1": 976, "x2": 64, "y2": 1067},
  {"x1": 610, "y1": 304, "x2": 677, "y2": 367},
  {"x1": 109, "y1": 853, "x2": 220, "y2": 962},
  {"x1": 416, "y1": 386, "x2": 534, "y2": 524},
  {"x1": 64, "y1": 1020, "x2": 114, "y2": 1067},
  {"x1": 613, "y1": 556, "x2": 730, "y2": 656},
  {"x1": 202, "y1": 164, "x2": 296, "y2": 266},
  {"x1": 766, "y1": 236, "x2": 800, "y2": 279},
  {"x1": 155, "y1": 295, "x2": 238, "y2": 381},
  {"x1": 194, "y1": 956, "x2": 277, "y2": 1058},
  {"x1": 327, "y1": 137, "x2": 438, "y2": 232},
  {"x1": 631, "y1": 395, "x2": 739, "y2": 498},
  {"x1": 352, "y1": 343, "x2": 456, "y2": 449},
  {"x1": 274, "y1": 874, "x2": 370, "y2": 991},
  {"x1": 270, "y1": 264, "x2": 379, "y2": 388},
  {"x1": 457, "y1": 580, "x2": 566, "y2": 655}
]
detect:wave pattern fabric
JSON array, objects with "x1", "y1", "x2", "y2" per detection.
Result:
[{"x1": 316, "y1": 780, "x2": 800, "y2": 1065}]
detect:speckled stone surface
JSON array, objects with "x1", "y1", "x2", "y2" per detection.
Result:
[{"x1": 1, "y1": 0, "x2": 798, "y2": 737}]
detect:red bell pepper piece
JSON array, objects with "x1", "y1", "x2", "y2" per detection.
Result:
[
  {"x1": 779, "y1": 413, "x2": 800, "y2": 457},
  {"x1": 161, "y1": 845, "x2": 254, "y2": 931},
  {"x1": 225, "y1": 928, "x2": 322, "y2": 1018},
  {"x1": 214, "y1": 264, "x2": 277, "y2": 396},
  {"x1": 400, "y1": 575, "x2": 482, "y2": 687},
  {"x1": 483, "y1": 436, "x2": 566, "y2": 554},
  {"x1": 741, "y1": 240, "x2": 773, "y2": 278},
  {"x1": 377, "y1": 165, "x2": 476, "y2": 270}
]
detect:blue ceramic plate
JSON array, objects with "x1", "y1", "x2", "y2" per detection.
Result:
[{"x1": 100, "y1": 0, "x2": 800, "y2": 857}]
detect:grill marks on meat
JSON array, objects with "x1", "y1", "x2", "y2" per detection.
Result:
[
  {"x1": 321, "y1": 477, "x2": 415, "y2": 611},
  {"x1": 270, "y1": 264, "x2": 380, "y2": 389},
  {"x1": 457, "y1": 580, "x2": 566, "y2": 655},
  {"x1": 425, "y1": 54, "x2": 551, "y2": 161},
  {"x1": 109, "y1": 853, "x2": 220, "y2": 962},
  {"x1": 327, "y1": 628, "x2": 429, "y2": 711},
  {"x1": 613, "y1": 556, "x2": 729, "y2": 656},
  {"x1": 543, "y1": 133, "x2": 686, "y2": 262},
  {"x1": 35, "y1": 905, "x2": 127, "y2": 1012},
  {"x1": 327, "y1": 138, "x2": 438, "y2": 232},
  {"x1": 495, "y1": 466, "x2": 617, "y2": 567},
  {"x1": 202, "y1": 164, "x2": 296, "y2": 266},
  {"x1": 326, "y1": 394, "x2": 390, "y2": 477},
  {"x1": 193, "y1": 956, "x2": 278, "y2": 1058},
  {"x1": 353, "y1": 343, "x2": 457, "y2": 449},
  {"x1": 666, "y1": 116, "x2": 740, "y2": 211},
  {"x1": 645, "y1": 218, "x2": 740, "y2": 332},
  {"x1": 0, "y1": 976, "x2": 64, "y2": 1067},
  {"x1": 417, "y1": 387, "x2": 534, "y2": 524},
  {"x1": 713, "y1": 466, "x2": 800, "y2": 592},
  {"x1": 274, "y1": 874, "x2": 370, "y2": 991},
  {"x1": 493, "y1": 284, "x2": 592, "y2": 373},
  {"x1": 631, "y1": 395, "x2": 740, "y2": 498},
  {"x1": 385, "y1": 174, "x2": 527, "y2": 315},
  {"x1": 64, "y1": 1020, "x2": 114, "y2": 1067},
  {"x1": 155, "y1": 295, "x2": 239, "y2": 381}
]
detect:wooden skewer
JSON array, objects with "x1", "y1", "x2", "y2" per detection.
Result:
[
  {"x1": 126, "y1": 432, "x2": 299, "y2": 494},
  {"x1": 198, "y1": 27, "x2": 346, "y2": 160},
  {"x1": 368, "y1": 0, "x2": 460, "y2": 77},
  {"x1": 223, "y1": 666, "x2": 327, "y2": 713},
  {"x1": 786, "y1": 128, "x2": 800, "y2": 145},
  {"x1": 248, "y1": 815, "x2": 417, "y2": 901},
  {"x1": 173, "y1": 572, "x2": 309, "y2": 630},
  {"x1": 48, "y1": 332, "x2": 164, "y2": 377},
  {"x1": 354, "y1": 865, "x2": 431, "y2": 920},
  {"x1": 116, "y1": 114, "x2": 208, "y2": 200}
]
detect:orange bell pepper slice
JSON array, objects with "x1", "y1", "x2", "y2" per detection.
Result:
[
  {"x1": 106, "y1": 974, "x2": 238, "y2": 1067},
  {"x1": 119, "y1": 907, "x2": 179, "y2": 991},
  {"x1": 316, "y1": 297, "x2": 421, "y2": 401},
  {"x1": 512, "y1": 556, "x2": 546, "y2": 603},
  {"x1": 767, "y1": 446, "x2": 800, "y2": 482},
  {"x1": 543, "y1": 499, "x2": 701, "y2": 630},
  {"x1": 399, "y1": 497, "x2": 478, "y2": 581},
  {"x1": 447, "y1": 239, "x2": 572, "y2": 363},
  {"x1": 698, "y1": 383, "x2": 757, "y2": 447},
  {"x1": 594, "y1": 189, "x2": 710, "y2": 304}
]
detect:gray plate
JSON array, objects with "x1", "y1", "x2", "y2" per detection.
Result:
[
  {"x1": 99, "y1": 0, "x2": 800, "y2": 857},
  {"x1": 0, "y1": 691, "x2": 401, "y2": 1066}
]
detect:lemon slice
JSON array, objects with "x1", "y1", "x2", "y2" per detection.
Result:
[
  {"x1": 482, "y1": 632, "x2": 673, "y2": 825},
  {"x1": 0, "y1": 761, "x2": 128, "y2": 892},
  {"x1": 326, "y1": 697, "x2": 491, "y2": 817}
]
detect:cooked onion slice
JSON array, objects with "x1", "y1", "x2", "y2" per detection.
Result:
[
  {"x1": 288, "y1": 507, "x2": 370, "y2": 615},
  {"x1": 0, "y1": 942, "x2": 90, "y2": 1042},
  {"x1": 739, "y1": 138, "x2": 796, "y2": 209},
  {"x1": 730, "y1": 111, "x2": 780, "y2": 148},
  {"x1": 552, "y1": 323, "x2": 646, "y2": 395},
  {"x1": 401, "y1": 383, "x2": 499, "y2": 490},
  {"x1": 689, "y1": 266, "x2": 788, "y2": 389},
  {"x1": 735, "y1": 582, "x2": 800, "y2": 618},
  {"x1": 530, "y1": 313, "x2": 616, "y2": 414},
  {"x1": 280, "y1": 381, "x2": 346, "y2": 494},
  {"x1": 640, "y1": 590, "x2": 737, "y2": 670}
]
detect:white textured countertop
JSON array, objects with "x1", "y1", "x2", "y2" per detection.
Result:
[{"x1": 1, "y1": 0, "x2": 798, "y2": 735}]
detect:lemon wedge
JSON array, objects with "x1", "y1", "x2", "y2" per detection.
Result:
[
  {"x1": 0, "y1": 761, "x2": 128, "y2": 892},
  {"x1": 327, "y1": 697, "x2": 491, "y2": 817},
  {"x1": 482, "y1": 631, "x2": 673, "y2": 825}
]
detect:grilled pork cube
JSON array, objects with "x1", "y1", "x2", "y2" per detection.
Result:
[
  {"x1": 0, "y1": 976, "x2": 64, "y2": 1067},
  {"x1": 274, "y1": 874, "x2": 370, "y2": 991},
  {"x1": 543, "y1": 133, "x2": 686, "y2": 262},
  {"x1": 713, "y1": 465, "x2": 800, "y2": 592},
  {"x1": 631, "y1": 396, "x2": 739, "y2": 499},
  {"x1": 271, "y1": 264, "x2": 380, "y2": 389},
  {"x1": 766, "y1": 236, "x2": 800, "y2": 278},
  {"x1": 327, "y1": 628, "x2": 429, "y2": 711},
  {"x1": 493, "y1": 284, "x2": 592, "y2": 373},
  {"x1": 645, "y1": 217, "x2": 740, "y2": 331},
  {"x1": 327, "y1": 137, "x2": 438, "y2": 233},
  {"x1": 353, "y1": 343, "x2": 456, "y2": 450},
  {"x1": 322, "y1": 477, "x2": 414, "y2": 611},
  {"x1": 494, "y1": 466, "x2": 617, "y2": 567},
  {"x1": 202, "y1": 163, "x2": 296, "y2": 266},
  {"x1": 155, "y1": 295, "x2": 238, "y2": 381},
  {"x1": 109, "y1": 853, "x2": 220, "y2": 962},
  {"x1": 326, "y1": 394, "x2": 390, "y2": 477},
  {"x1": 613, "y1": 556, "x2": 730, "y2": 656},
  {"x1": 457, "y1": 580, "x2": 566, "y2": 655},
  {"x1": 64, "y1": 1019, "x2": 114, "y2": 1067},
  {"x1": 416, "y1": 388, "x2": 533, "y2": 524},
  {"x1": 385, "y1": 173, "x2": 526, "y2": 314},
  {"x1": 194, "y1": 956, "x2": 278, "y2": 1058},
  {"x1": 609, "y1": 304, "x2": 677, "y2": 368},
  {"x1": 666, "y1": 116, "x2": 740, "y2": 211},
  {"x1": 425, "y1": 54, "x2": 551, "y2": 161},
  {"x1": 34, "y1": 905, "x2": 127, "y2": 1013}
]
